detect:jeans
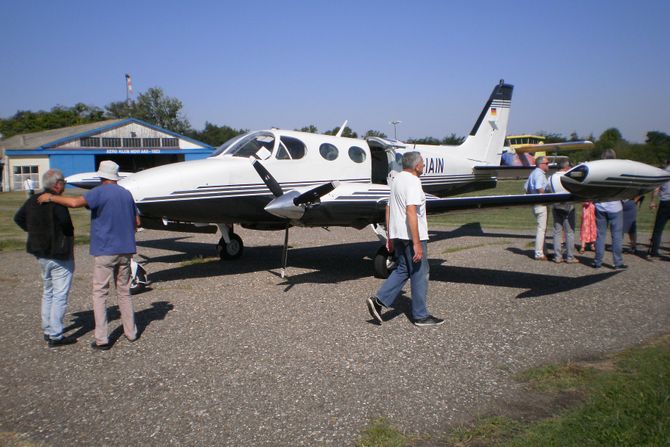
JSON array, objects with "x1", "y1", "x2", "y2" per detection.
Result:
[
  {"x1": 93, "y1": 254, "x2": 137, "y2": 344},
  {"x1": 594, "y1": 209, "x2": 623, "y2": 267},
  {"x1": 649, "y1": 200, "x2": 670, "y2": 256},
  {"x1": 38, "y1": 257, "x2": 74, "y2": 340},
  {"x1": 376, "y1": 239, "x2": 429, "y2": 320},
  {"x1": 533, "y1": 205, "x2": 547, "y2": 258},
  {"x1": 552, "y1": 208, "x2": 576, "y2": 261}
]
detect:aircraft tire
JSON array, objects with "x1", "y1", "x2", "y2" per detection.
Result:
[
  {"x1": 373, "y1": 246, "x2": 394, "y2": 279},
  {"x1": 218, "y1": 233, "x2": 244, "y2": 260}
]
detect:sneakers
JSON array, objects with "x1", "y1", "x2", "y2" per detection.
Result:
[
  {"x1": 615, "y1": 264, "x2": 628, "y2": 270},
  {"x1": 566, "y1": 258, "x2": 579, "y2": 264},
  {"x1": 48, "y1": 336, "x2": 77, "y2": 348},
  {"x1": 414, "y1": 315, "x2": 445, "y2": 327},
  {"x1": 535, "y1": 255, "x2": 547, "y2": 261},
  {"x1": 366, "y1": 296, "x2": 383, "y2": 324}
]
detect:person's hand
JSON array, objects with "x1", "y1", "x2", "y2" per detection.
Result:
[
  {"x1": 386, "y1": 238, "x2": 394, "y2": 253},
  {"x1": 412, "y1": 241, "x2": 423, "y2": 263},
  {"x1": 650, "y1": 202, "x2": 657, "y2": 209},
  {"x1": 37, "y1": 193, "x2": 51, "y2": 204}
]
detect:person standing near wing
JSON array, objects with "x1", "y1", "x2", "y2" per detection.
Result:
[
  {"x1": 525, "y1": 156, "x2": 550, "y2": 260},
  {"x1": 39, "y1": 160, "x2": 140, "y2": 350},
  {"x1": 14, "y1": 169, "x2": 77, "y2": 347},
  {"x1": 366, "y1": 151, "x2": 444, "y2": 327}
]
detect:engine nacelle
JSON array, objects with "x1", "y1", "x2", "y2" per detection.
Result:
[{"x1": 561, "y1": 159, "x2": 670, "y2": 200}]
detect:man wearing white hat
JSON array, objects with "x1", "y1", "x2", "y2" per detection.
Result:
[{"x1": 39, "y1": 160, "x2": 140, "y2": 350}]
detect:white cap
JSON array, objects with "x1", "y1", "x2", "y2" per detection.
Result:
[{"x1": 97, "y1": 160, "x2": 121, "y2": 181}]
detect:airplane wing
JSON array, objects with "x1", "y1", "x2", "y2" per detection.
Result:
[
  {"x1": 424, "y1": 192, "x2": 573, "y2": 214},
  {"x1": 513, "y1": 141, "x2": 594, "y2": 154}
]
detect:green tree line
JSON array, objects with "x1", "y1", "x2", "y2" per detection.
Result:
[{"x1": 1, "y1": 87, "x2": 668, "y2": 166}]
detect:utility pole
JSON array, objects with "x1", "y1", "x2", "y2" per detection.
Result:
[{"x1": 390, "y1": 120, "x2": 401, "y2": 140}]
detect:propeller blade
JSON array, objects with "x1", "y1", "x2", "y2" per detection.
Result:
[
  {"x1": 250, "y1": 158, "x2": 283, "y2": 198},
  {"x1": 293, "y1": 181, "x2": 339, "y2": 206}
]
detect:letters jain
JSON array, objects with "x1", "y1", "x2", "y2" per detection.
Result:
[{"x1": 424, "y1": 157, "x2": 444, "y2": 174}]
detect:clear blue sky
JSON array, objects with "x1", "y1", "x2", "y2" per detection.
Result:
[{"x1": 2, "y1": 0, "x2": 669, "y2": 143}]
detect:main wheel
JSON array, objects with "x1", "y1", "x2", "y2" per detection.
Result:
[
  {"x1": 217, "y1": 233, "x2": 244, "y2": 260},
  {"x1": 373, "y1": 246, "x2": 395, "y2": 279}
]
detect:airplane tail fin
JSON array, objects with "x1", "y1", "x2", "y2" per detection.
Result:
[{"x1": 458, "y1": 80, "x2": 513, "y2": 165}]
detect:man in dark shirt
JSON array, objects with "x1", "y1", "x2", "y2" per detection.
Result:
[
  {"x1": 40, "y1": 160, "x2": 139, "y2": 350},
  {"x1": 14, "y1": 169, "x2": 77, "y2": 347}
]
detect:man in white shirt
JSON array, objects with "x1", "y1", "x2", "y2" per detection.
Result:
[
  {"x1": 366, "y1": 151, "x2": 444, "y2": 327},
  {"x1": 525, "y1": 156, "x2": 550, "y2": 260}
]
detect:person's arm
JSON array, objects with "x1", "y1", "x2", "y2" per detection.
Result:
[
  {"x1": 384, "y1": 205, "x2": 393, "y2": 252},
  {"x1": 649, "y1": 188, "x2": 659, "y2": 209},
  {"x1": 406, "y1": 204, "x2": 422, "y2": 262},
  {"x1": 37, "y1": 193, "x2": 87, "y2": 208},
  {"x1": 13, "y1": 201, "x2": 28, "y2": 232}
]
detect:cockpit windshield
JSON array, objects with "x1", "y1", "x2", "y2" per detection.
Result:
[{"x1": 210, "y1": 131, "x2": 276, "y2": 158}]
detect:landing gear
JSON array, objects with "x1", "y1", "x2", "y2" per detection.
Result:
[
  {"x1": 217, "y1": 233, "x2": 244, "y2": 260},
  {"x1": 373, "y1": 246, "x2": 395, "y2": 279},
  {"x1": 216, "y1": 224, "x2": 244, "y2": 260}
]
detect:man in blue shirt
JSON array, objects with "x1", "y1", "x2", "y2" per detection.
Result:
[
  {"x1": 525, "y1": 156, "x2": 550, "y2": 260},
  {"x1": 40, "y1": 160, "x2": 139, "y2": 350},
  {"x1": 593, "y1": 149, "x2": 626, "y2": 269}
]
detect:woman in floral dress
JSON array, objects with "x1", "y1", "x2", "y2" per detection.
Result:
[{"x1": 580, "y1": 201, "x2": 596, "y2": 253}]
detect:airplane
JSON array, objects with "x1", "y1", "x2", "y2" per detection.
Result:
[
  {"x1": 68, "y1": 81, "x2": 670, "y2": 278},
  {"x1": 66, "y1": 171, "x2": 132, "y2": 189}
]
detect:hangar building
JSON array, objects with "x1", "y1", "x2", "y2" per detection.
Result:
[{"x1": 0, "y1": 118, "x2": 213, "y2": 191}]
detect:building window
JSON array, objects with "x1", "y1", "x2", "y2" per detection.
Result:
[
  {"x1": 102, "y1": 137, "x2": 122, "y2": 147},
  {"x1": 143, "y1": 138, "x2": 161, "y2": 148},
  {"x1": 80, "y1": 137, "x2": 100, "y2": 147},
  {"x1": 123, "y1": 138, "x2": 142, "y2": 148},
  {"x1": 162, "y1": 138, "x2": 179, "y2": 147},
  {"x1": 319, "y1": 143, "x2": 339, "y2": 161},
  {"x1": 13, "y1": 165, "x2": 39, "y2": 191}
]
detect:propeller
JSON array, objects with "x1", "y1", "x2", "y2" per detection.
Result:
[{"x1": 250, "y1": 158, "x2": 339, "y2": 278}]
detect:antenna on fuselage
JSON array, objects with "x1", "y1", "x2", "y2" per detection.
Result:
[{"x1": 335, "y1": 120, "x2": 348, "y2": 137}]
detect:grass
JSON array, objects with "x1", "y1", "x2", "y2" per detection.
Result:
[
  {"x1": 0, "y1": 190, "x2": 91, "y2": 252},
  {"x1": 357, "y1": 335, "x2": 670, "y2": 446},
  {"x1": 356, "y1": 418, "x2": 410, "y2": 447}
]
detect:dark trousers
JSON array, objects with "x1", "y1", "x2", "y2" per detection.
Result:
[{"x1": 649, "y1": 200, "x2": 670, "y2": 256}]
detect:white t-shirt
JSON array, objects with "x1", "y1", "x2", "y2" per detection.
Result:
[{"x1": 388, "y1": 171, "x2": 429, "y2": 241}]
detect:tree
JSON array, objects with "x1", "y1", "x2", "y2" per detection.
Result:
[
  {"x1": 324, "y1": 126, "x2": 358, "y2": 138},
  {"x1": 597, "y1": 127, "x2": 623, "y2": 149},
  {"x1": 0, "y1": 103, "x2": 106, "y2": 139},
  {"x1": 187, "y1": 122, "x2": 247, "y2": 147},
  {"x1": 296, "y1": 125, "x2": 319, "y2": 133},
  {"x1": 364, "y1": 130, "x2": 387, "y2": 139},
  {"x1": 645, "y1": 131, "x2": 670, "y2": 165},
  {"x1": 441, "y1": 133, "x2": 465, "y2": 145},
  {"x1": 406, "y1": 136, "x2": 440, "y2": 145},
  {"x1": 105, "y1": 87, "x2": 191, "y2": 134}
]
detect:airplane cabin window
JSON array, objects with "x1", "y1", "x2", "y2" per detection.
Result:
[
  {"x1": 319, "y1": 143, "x2": 339, "y2": 161},
  {"x1": 279, "y1": 136, "x2": 306, "y2": 160},
  {"x1": 348, "y1": 146, "x2": 366, "y2": 163},
  {"x1": 276, "y1": 143, "x2": 291, "y2": 160}
]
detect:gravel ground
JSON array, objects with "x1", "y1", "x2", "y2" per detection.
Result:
[{"x1": 1, "y1": 224, "x2": 668, "y2": 446}]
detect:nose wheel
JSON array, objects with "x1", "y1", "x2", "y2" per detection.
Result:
[{"x1": 217, "y1": 233, "x2": 244, "y2": 260}]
